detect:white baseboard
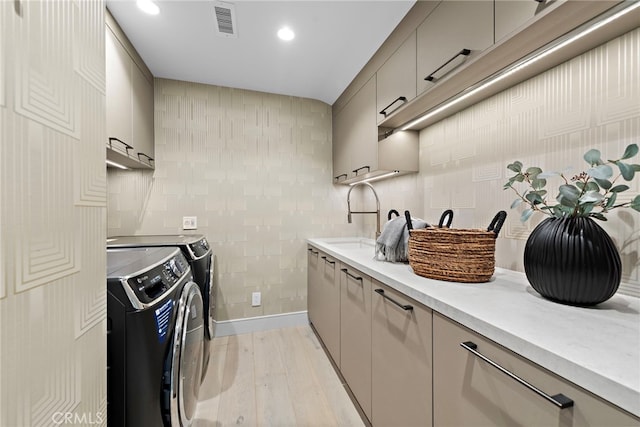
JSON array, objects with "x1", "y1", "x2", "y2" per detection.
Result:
[{"x1": 213, "y1": 311, "x2": 309, "y2": 337}]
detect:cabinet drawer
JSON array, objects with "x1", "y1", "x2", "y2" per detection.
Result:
[{"x1": 433, "y1": 312, "x2": 639, "y2": 426}]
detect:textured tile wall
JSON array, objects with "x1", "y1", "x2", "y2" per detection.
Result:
[
  {"x1": 108, "y1": 79, "x2": 357, "y2": 321},
  {"x1": 375, "y1": 28, "x2": 640, "y2": 298},
  {"x1": 0, "y1": 0, "x2": 107, "y2": 425}
]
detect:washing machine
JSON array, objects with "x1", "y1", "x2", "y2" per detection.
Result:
[
  {"x1": 106, "y1": 234, "x2": 215, "y2": 381},
  {"x1": 107, "y1": 247, "x2": 204, "y2": 426}
]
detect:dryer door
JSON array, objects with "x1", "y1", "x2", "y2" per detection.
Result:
[{"x1": 169, "y1": 281, "x2": 204, "y2": 427}]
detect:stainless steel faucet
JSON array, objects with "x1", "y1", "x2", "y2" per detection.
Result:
[{"x1": 347, "y1": 182, "x2": 381, "y2": 238}]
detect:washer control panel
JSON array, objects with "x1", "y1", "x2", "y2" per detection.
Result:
[
  {"x1": 189, "y1": 237, "x2": 210, "y2": 258},
  {"x1": 126, "y1": 253, "x2": 190, "y2": 304}
]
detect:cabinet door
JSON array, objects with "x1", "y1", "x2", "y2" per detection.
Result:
[
  {"x1": 340, "y1": 264, "x2": 372, "y2": 420},
  {"x1": 105, "y1": 27, "x2": 132, "y2": 146},
  {"x1": 495, "y1": 0, "x2": 541, "y2": 43},
  {"x1": 307, "y1": 247, "x2": 321, "y2": 327},
  {"x1": 131, "y1": 62, "x2": 154, "y2": 162},
  {"x1": 433, "y1": 312, "x2": 640, "y2": 426},
  {"x1": 376, "y1": 32, "x2": 417, "y2": 124},
  {"x1": 371, "y1": 281, "x2": 433, "y2": 427},
  {"x1": 317, "y1": 253, "x2": 341, "y2": 366},
  {"x1": 348, "y1": 76, "x2": 377, "y2": 179},
  {"x1": 332, "y1": 108, "x2": 350, "y2": 183},
  {"x1": 416, "y1": 1, "x2": 493, "y2": 95}
]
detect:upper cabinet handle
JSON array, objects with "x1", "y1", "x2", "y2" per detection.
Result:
[
  {"x1": 137, "y1": 152, "x2": 154, "y2": 164},
  {"x1": 460, "y1": 341, "x2": 574, "y2": 409},
  {"x1": 334, "y1": 173, "x2": 348, "y2": 182},
  {"x1": 108, "y1": 137, "x2": 133, "y2": 154},
  {"x1": 424, "y1": 48, "x2": 471, "y2": 82},
  {"x1": 353, "y1": 166, "x2": 370, "y2": 176},
  {"x1": 379, "y1": 96, "x2": 407, "y2": 117},
  {"x1": 375, "y1": 288, "x2": 413, "y2": 311}
]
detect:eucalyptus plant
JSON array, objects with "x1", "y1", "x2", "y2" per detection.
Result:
[{"x1": 504, "y1": 144, "x2": 640, "y2": 222}]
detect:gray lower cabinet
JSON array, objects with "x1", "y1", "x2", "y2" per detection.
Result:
[
  {"x1": 340, "y1": 263, "x2": 373, "y2": 421},
  {"x1": 371, "y1": 281, "x2": 433, "y2": 427},
  {"x1": 433, "y1": 312, "x2": 640, "y2": 426},
  {"x1": 307, "y1": 247, "x2": 340, "y2": 367}
]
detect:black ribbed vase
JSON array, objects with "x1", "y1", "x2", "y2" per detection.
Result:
[{"x1": 524, "y1": 217, "x2": 621, "y2": 306}]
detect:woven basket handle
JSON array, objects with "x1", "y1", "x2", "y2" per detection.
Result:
[
  {"x1": 388, "y1": 209, "x2": 400, "y2": 220},
  {"x1": 404, "y1": 210, "x2": 413, "y2": 231},
  {"x1": 438, "y1": 210, "x2": 454, "y2": 228},
  {"x1": 487, "y1": 211, "x2": 508, "y2": 237}
]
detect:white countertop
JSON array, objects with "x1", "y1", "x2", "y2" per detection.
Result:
[{"x1": 307, "y1": 237, "x2": 640, "y2": 418}]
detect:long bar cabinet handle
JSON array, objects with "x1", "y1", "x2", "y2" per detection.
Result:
[
  {"x1": 424, "y1": 48, "x2": 471, "y2": 82},
  {"x1": 321, "y1": 256, "x2": 335, "y2": 265},
  {"x1": 108, "y1": 137, "x2": 133, "y2": 154},
  {"x1": 307, "y1": 248, "x2": 319, "y2": 256},
  {"x1": 341, "y1": 268, "x2": 363, "y2": 282},
  {"x1": 379, "y1": 96, "x2": 407, "y2": 117},
  {"x1": 374, "y1": 288, "x2": 413, "y2": 311},
  {"x1": 460, "y1": 341, "x2": 574, "y2": 409},
  {"x1": 137, "y1": 152, "x2": 154, "y2": 164},
  {"x1": 353, "y1": 166, "x2": 370, "y2": 175},
  {"x1": 334, "y1": 173, "x2": 348, "y2": 182}
]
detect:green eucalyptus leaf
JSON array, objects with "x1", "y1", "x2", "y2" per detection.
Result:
[
  {"x1": 526, "y1": 167, "x2": 543, "y2": 177},
  {"x1": 526, "y1": 192, "x2": 544, "y2": 205},
  {"x1": 616, "y1": 161, "x2": 635, "y2": 181},
  {"x1": 610, "y1": 184, "x2": 629, "y2": 193},
  {"x1": 520, "y1": 208, "x2": 534, "y2": 222},
  {"x1": 507, "y1": 161, "x2": 523, "y2": 173},
  {"x1": 558, "y1": 195, "x2": 577, "y2": 208},
  {"x1": 503, "y1": 183, "x2": 512, "y2": 190},
  {"x1": 510, "y1": 198, "x2": 523, "y2": 209},
  {"x1": 575, "y1": 181, "x2": 585, "y2": 190},
  {"x1": 558, "y1": 184, "x2": 580, "y2": 201},
  {"x1": 514, "y1": 173, "x2": 525, "y2": 183},
  {"x1": 531, "y1": 178, "x2": 547, "y2": 190},
  {"x1": 630, "y1": 195, "x2": 640, "y2": 212},
  {"x1": 584, "y1": 149, "x2": 603, "y2": 165},
  {"x1": 585, "y1": 182, "x2": 600, "y2": 192},
  {"x1": 590, "y1": 212, "x2": 607, "y2": 221},
  {"x1": 632, "y1": 164, "x2": 640, "y2": 172},
  {"x1": 587, "y1": 164, "x2": 613, "y2": 180},
  {"x1": 621, "y1": 143, "x2": 639, "y2": 160},
  {"x1": 605, "y1": 192, "x2": 617, "y2": 209},
  {"x1": 556, "y1": 205, "x2": 573, "y2": 217},
  {"x1": 594, "y1": 177, "x2": 612, "y2": 190},
  {"x1": 579, "y1": 191, "x2": 604, "y2": 204}
]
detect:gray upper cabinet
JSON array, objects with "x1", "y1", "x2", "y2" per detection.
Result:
[
  {"x1": 495, "y1": 0, "x2": 541, "y2": 43},
  {"x1": 105, "y1": 12, "x2": 154, "y2": 169},
  {"x1": 376, "y1": 32, "x2": 417, "y2": 125},
  {"x1": 416, "y1": 0, "x2": 493, "y2": 95}
]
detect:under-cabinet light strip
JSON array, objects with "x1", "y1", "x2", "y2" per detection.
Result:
[
  {"x1": 400, "y1": 1, "x2": 640, "y2": 131},
  {"x1": 106, "y1": 159, "x2": 129, "y2": 170},
  {"x1": 349, "y1": 171, "x2": 399, "y2": 185}
]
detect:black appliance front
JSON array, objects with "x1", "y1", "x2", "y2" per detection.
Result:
[
  {"x1": 106, "y1": 234, "x2": 215, "y2": 381},
  {"x1": 107, "y1": 247, "x2": 204, "y2": 426}
]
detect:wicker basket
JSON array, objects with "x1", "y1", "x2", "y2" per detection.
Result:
[{"x1": 407, "y1": 211, "x2": 507, "y2": 283}]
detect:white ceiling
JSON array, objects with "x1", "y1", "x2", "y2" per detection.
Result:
[{"x1": 105, "y1": 0, "x2": 416, "y2": 105}]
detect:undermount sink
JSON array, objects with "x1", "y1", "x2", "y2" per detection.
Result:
[{"x1": 329, "y1": 238, "x2": 376, "y2": 250}]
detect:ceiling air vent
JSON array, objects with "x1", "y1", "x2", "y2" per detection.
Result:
[{"x1": 214, "y1": 2, "x2": 238, "y2": 38}]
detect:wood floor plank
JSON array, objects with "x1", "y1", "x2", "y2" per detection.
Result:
[
  {"x1": 297, "y1": 326, "x2": 365, "y2": 426},
  {"x1": 279, "y1": 327, "x2": 340, "y2": 427},
  {"x1": 215, "y1": 334, "x2": 257, "y2": 426},
  {"x1": 195, "y1": 326, "x2": 363, "y2": 427}
]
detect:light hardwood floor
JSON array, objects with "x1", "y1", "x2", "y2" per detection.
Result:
[{"x1": 194, "y1": 325, "x2": 366, "y2": 427}]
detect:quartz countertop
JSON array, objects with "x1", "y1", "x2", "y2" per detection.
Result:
[{"x1": 307, "y1": 237, "x2": 640, "y2": 418}]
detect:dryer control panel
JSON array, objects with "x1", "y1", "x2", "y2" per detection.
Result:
[
  {"x1": 188, "y1": 237, "x2": 210, "y2": 258},
  {"x1": 126, "y1": 253, "x2": 190, "y2": 305}
]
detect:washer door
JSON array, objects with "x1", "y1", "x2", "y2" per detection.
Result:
[{"x1": 170, "y1": 281, "x2": 204, "y2": 427}]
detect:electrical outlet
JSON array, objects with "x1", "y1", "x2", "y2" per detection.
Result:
[
  {"x1": 251, "y1": 292, "x2": 261, "y2": 307},
  {"x1": 182, "y1": 216, "x2": 197, "y2": 230}
]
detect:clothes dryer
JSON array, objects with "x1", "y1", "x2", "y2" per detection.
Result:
[
  {"x1": 107, "y1": 234, "x2": 215, "y2": 380},
  {"x1": 107, "y1": 247, "x2": 204, "y2": 426}
]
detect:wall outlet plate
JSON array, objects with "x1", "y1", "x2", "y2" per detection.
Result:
[
  {"x1": 183, "y1": 216, "x2": 197, "y2": 230},
  {"x1": 251, "y1": 292, "x2": 261, "y2": 307}
]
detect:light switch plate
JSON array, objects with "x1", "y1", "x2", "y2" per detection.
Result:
[
  {"x1": 182, "y1": 216, "x2": 197, "y2": 230},
  {"x1": 252, "y1": 292, "x2": 261, "y2": 307}
]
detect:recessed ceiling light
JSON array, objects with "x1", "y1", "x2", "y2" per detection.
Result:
[
  {"x1": 277, "y1": 26, "x2": 295, "y2": 41},
  {"x1": 137, "y1": 0, "x2": 159, "y2": 15}
]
